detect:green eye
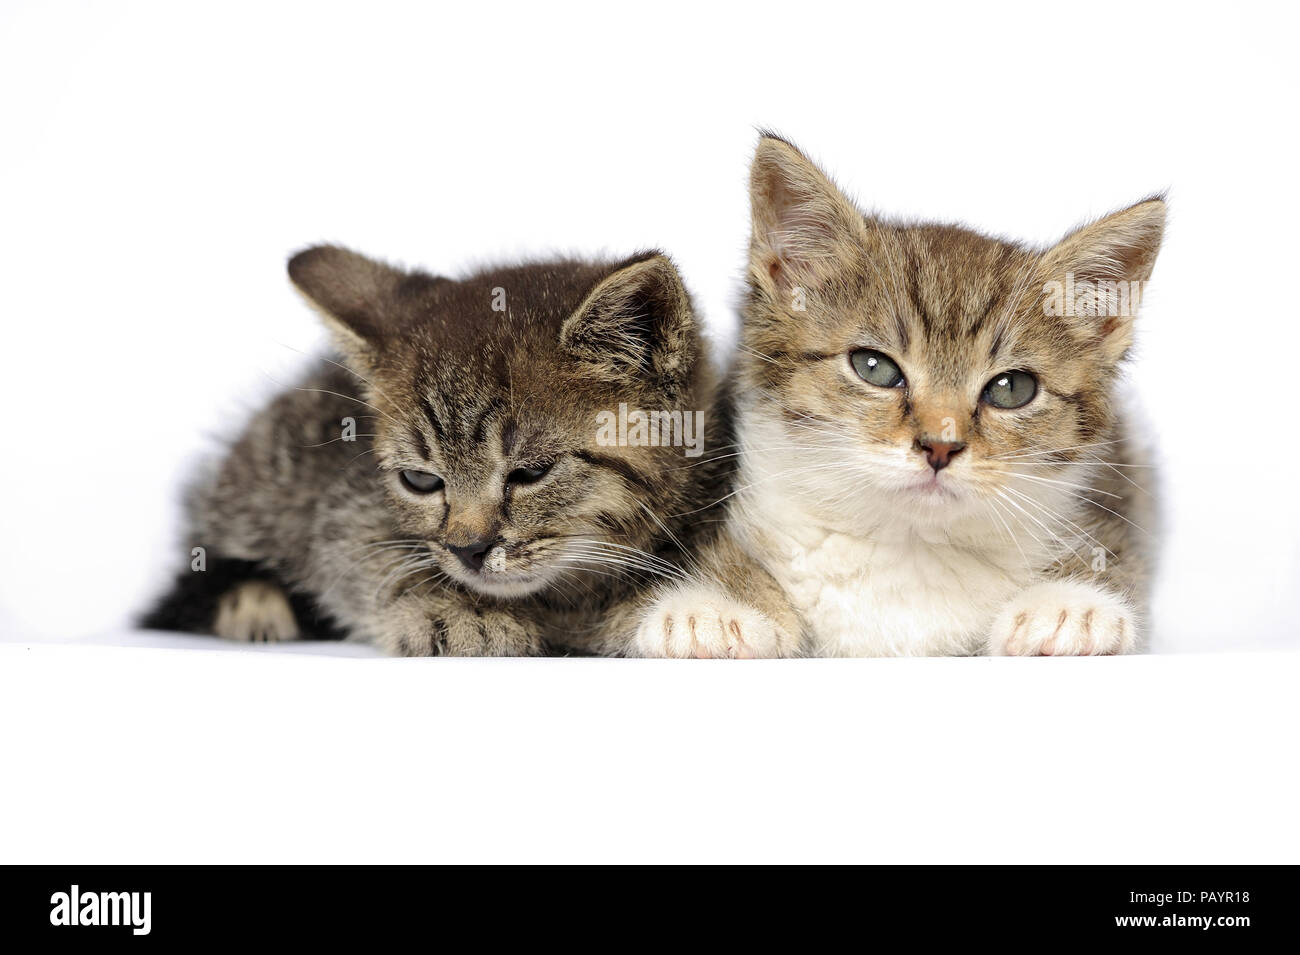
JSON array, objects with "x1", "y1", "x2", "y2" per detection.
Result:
[
  {"x1": 982, "y1": 371, "x2": 1038, "y2": 409},
  {"x1": 399, "y1": 469, "x2": 444, "y2": 493},
  {"x1": 849, "y1": 349, "x2": 905, "y2": 388}
]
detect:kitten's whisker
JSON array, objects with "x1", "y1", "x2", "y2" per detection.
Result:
[
  {"x1": 993, "y1": 487, "x2": 1083, "y2": 566},
  {"x1": 375, "y1": 556, "x2": 445, "y2": 599},
  {"x1": 272, "y1": 341, "x2": 405, "y2": 423},
  {"x1": 735, "y1": 342, "x2": 781, "y2": 365},
  {"x1": 557, "y1": 547, "x2": 691, "y2": 584},
  {"x1": 550, "y1": 562, "x2": 647, "y2": 585},
  {"x1": 992, "y1": 438, "x2": 1126, "y2": 460},
  {"x1": 319, "y1": 540, "x2": 429, "y2": 598},
  {"x1": 1011, "y1": 457, "x2": 1153, "y2": 469},
  {"x1": 560, "y1": 543, "x2": 686, "y2": 577},
  {"x1": 340, "y1": 447, "x2": 383, "y2": 469},
  {"x1": 992, "y1": 468, "x2": 1123, "y2": 499},
  {"x1": 635, "y1": 503, "x2": 709, "y2": 580},
  {"x1": 300, "y1": 433, "x2": 378, "y2": 449},
  {"x1": 983, "y1": 496, "x2": 1034, "y2": 571},
  {"x1": 339, "y1": 539, "x2": 427, "y2": 557},
  {"x1": 1058, "y1": 487, "x2": 1151, "y2": 537},
  {"x1": 999, "y1": 483, "x2": 1115, "y2": 561},
  {"x1": 271, "y1": 375, "x2": 401, "y2": 428},
  {"x1": 612, "y1": 516, "x2": 699, "y2": 575},
  {"x1": 1073, "y1": 453, "x2": 1154, "y2": 498},
  {"x1": 1000, "y1": 453, "x2": 1153, "y2": 499}
]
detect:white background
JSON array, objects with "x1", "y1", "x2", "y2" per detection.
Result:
[{"x1": 1, "y1": 1, "x2": 1297, "y2": 863}]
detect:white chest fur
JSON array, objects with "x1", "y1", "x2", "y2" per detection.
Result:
[{"x1": 736, "y1": 485, "x2": 1039, "y2": 657}]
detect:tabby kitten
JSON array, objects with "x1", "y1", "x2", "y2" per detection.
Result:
[
  {"x1": 632, "y1": 134, "x2": 1162, "y2": 657},
  {"x1": 143, "y1": 247, "x2": 728, "y2": 655}
]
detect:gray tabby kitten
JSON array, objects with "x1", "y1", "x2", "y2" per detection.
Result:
[{"x1": 143, "y1": 247, "x2": 729, "y2": 655}]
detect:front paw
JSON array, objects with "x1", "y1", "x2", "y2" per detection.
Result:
[
  {"x1": 441, "y1": 609, "x2": 542, "y2": 657},
  {"x1": 633, "y1": 586, "x2": 788, "y2": 658},
  {"x1": 989, "y1": 580, "x2": 1138, "y2": 656},
  {"x1": 380, "y1": 603, "x2": 542, "y2": 656}
]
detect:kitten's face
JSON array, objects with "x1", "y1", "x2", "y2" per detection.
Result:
[
  {"x1": 290, "y1": 249, "x2": 704, "y2": 598},
  {"x1": 742, "y1": 136, "x2": 1163, "y2": 531},
  {"x1": 371, "y1": 357, "x2": 656, "y2": 598},
  {"x1": 371, "y1": 369, "x2": 639, "y2": 597}
]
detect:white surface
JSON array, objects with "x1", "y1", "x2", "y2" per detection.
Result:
[
  {"x1": 26, "y1": 627, "x2": 385, "y2": 657},
  {"x1": 0, "y1": 641, "x2": 1295, "y2": 863}
]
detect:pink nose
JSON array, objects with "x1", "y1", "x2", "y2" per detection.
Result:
[{"x1": 918, "y1": 439, "x2": 966, "y2": 472}]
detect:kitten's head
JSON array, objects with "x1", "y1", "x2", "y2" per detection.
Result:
[
  {"x1": 289, "y1": 247, "x2": 709, "y2": 598},
  {"x1": 740, "y1": 134, "x2": 1164, "y2": 531}
]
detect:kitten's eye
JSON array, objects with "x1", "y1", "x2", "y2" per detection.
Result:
[
  {"x1": 399, "y1": 469, "x2": 444, "y2": 493},
  {"x1": 982, "y1": 371, "x2": 1038, "y2": 409},
  {"x1": 849, "y1": 349, "x2": 905, "y2": 388},
  {"x1": 507, "y1": 462, "x2": 552, "y2": 486}
]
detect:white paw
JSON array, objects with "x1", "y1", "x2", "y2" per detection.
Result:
[
  {"x1": 989, "y1": 580, "x2": 1138, "y2": 656},
  {"x1": 634, "y1": 587, "x2": 785, "y2": 658},
  {"x1": 214, "y1": 580, "x2": 300, "y2": 642}
]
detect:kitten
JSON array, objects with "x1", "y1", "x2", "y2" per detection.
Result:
[
  {"x1": 632, "y1": 134, "x2": 1163, "y2": 657},
  {"x1": 142, "y1": 247, "x2": 729, "y2": 655}
]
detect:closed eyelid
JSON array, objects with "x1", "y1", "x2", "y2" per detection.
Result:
[{"x1": 515, "y1": 450, "x2": 572, "y2": 470}]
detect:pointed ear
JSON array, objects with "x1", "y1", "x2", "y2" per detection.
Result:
[
  {"x1": 287, "y1": 245, "x2": 407, "y2": 349},
  {"x1": 749, "y1": 133, "x2": 868, "y2": 293},
  {"x1": 1039, "y1": 197, "x2": 1166, "y2": 360},
  {"x1": 289, "y1": 244, "x2": 450, "y2": 373},
  {"x1": 1042, "y1": 197, "x2": 1166, "y2": 286},
  {"x1": 560, "y1": 253, "x2": 698, "y2": 399}
]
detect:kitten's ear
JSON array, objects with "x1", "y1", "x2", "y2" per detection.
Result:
[
  {"x1": 1042, "y1": 197, "x2": 1166, "y2": 286},
  {"x1": 561, "y1": 253, "x2": 697, "y2": 399},
  {"x1": 1039, "y1": 197, "x2": 1166, "y2": 359},
  {"x1": 749, "y1": 133, "x2": 867, "y2": 292},
  {"x1": 287, "y1": 245, "x2": 406, "y2": 349}
]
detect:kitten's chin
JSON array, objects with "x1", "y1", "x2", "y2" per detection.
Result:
[
  {"x1": 878, "y1": 468, "x2": 971, "y2": 508},
  {"x1": 904, "y1": 473, "x2": 964, "y2": 502},
  {"x1": 455, "y1": 571, "x2": 554, "y2": 599},
  {"x1": 873, "y1": 473, "x2": 985, "y2": 524}
]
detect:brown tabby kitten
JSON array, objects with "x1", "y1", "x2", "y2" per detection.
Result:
[
  {"x1": 630, "y1": 134, "x2": 1162, "y2": 657},
  {"x1": 143, "y1": 247, "x2": 729, "y2": 655}
]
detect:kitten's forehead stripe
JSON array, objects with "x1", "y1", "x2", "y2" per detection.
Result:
[
  {"x1": 989, "y1": 323, "x2": 1007, "y2": 359},
  {"x1": 904, "y1": 248, "x2": 935, "y2": 339},
  {"x1": 422, "y1": 398, "x2": 448, "y2": 447},
  {"x1": 964, "y1": 285, "x2": 1003, "y2": 341},
  {"x1": 892, "y1": 308, "x2": 911, "y2": 353},
  {"x1": 411, "y1": 427, "x2": 433, "y2": 460},
  {"x1": 472, "y1": 400, "x2": 503, "y2": 447}
]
